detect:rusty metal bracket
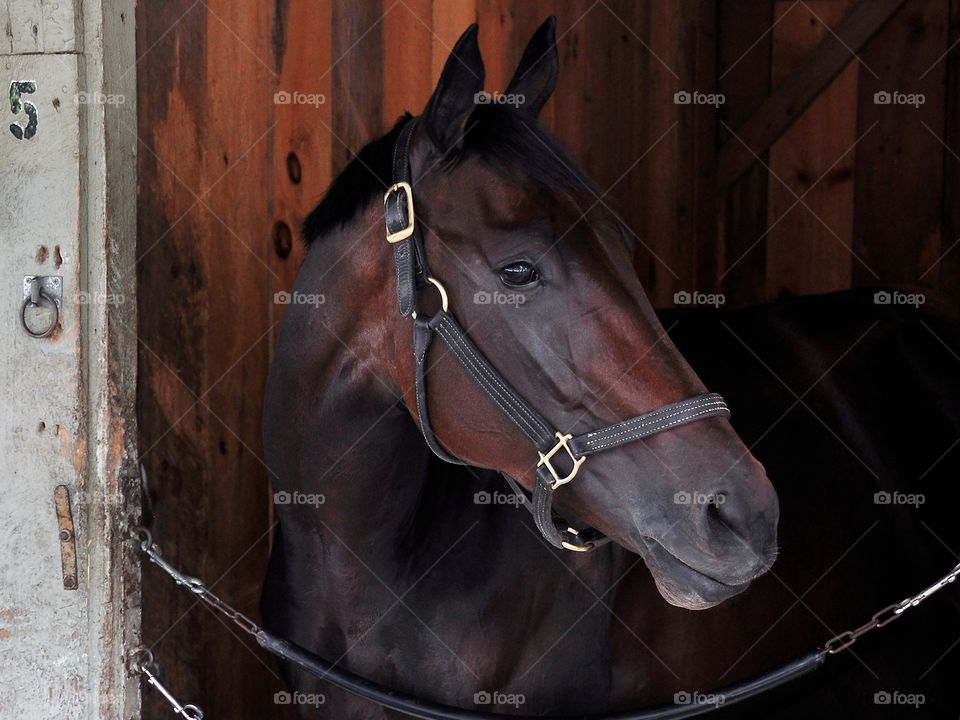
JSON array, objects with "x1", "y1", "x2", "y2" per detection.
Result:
[{"x1": 53, "y1": 485, "x2": 78, "y2": 590}]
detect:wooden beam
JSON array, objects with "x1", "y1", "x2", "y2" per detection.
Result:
[{"x1": 716, "y1": 0, "x2": 906, "y2": 190}]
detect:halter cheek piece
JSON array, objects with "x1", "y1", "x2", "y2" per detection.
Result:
[{"x1": 385, "y1": 116, "x2": 731, "y2": 552}]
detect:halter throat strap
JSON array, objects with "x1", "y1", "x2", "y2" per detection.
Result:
[{"x1": 384, "y1": 116, "x2": 731, "y2": 551}]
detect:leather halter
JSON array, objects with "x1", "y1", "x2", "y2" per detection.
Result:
[{"x1": 385, "y1": 116, "x2": 731, "y2": 551}]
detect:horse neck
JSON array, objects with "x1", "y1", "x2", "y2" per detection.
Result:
[{"x1": 265, "y1": 212, "x2": 431, "y2": 553}]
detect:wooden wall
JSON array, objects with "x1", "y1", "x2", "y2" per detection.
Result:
[{"x1": 136, "y1": 1, "x2": 960, "y2": 716}]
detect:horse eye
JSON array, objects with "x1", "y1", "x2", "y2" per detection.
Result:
[{"x1": 499, "y1": 261, "x2": 539, "y2": 287}]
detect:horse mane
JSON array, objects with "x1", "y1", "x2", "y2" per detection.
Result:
[{"x1": 302, "y1": 107, "x2": 599, "y2": 246}]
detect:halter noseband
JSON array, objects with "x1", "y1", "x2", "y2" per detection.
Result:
[{"x1": 384, "y1": 116, "x2": 730, "y2": 552}]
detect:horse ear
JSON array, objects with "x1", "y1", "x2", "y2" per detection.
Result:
[
  {"x1": 504, "y1": 16, "x2": 559, "y2": 118},
  {"x1": 422, "y1": 24, "x2": 484, "y2": 152}
]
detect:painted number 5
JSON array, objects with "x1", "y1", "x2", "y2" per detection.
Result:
[{"x1": 9, "y1": 80, "x2": 38, "y2": 140}]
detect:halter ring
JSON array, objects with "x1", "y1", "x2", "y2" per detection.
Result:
[{"x1": 411, "y1": 277, "x2": 448, "y2": 320}]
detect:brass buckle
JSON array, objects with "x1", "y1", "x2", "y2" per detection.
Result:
[
  {"x1": 538, "y1": 432, "x2": 586, "y2": 490},
  {"x1": 561, "y1": 527, "x2": 594, "y2": 553},
  {"x1": 384, "y1": 181, "x2": 415, "y2": 244}
]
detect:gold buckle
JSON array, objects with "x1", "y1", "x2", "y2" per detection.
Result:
[
  {"x1": 538, "y1": 432, "x2": 586, "y2": 490},
  {"x1": 384, "y1": 182, "x2": 415, "y2": 244},
  {"x1": 561, "y1": 527, "x2": 593, "y2": 552}
]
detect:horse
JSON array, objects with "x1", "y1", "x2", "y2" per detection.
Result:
[{"x1": 262, "y1": 18, "x2": 960, "y2": 719}]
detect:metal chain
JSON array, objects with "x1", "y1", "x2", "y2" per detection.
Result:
[
  {"x1": 822, "y1": 561, "x2": 960, "y2": 655},
  {"x1": 135, "y1": 527, "x2": 262, "y2": 638},
  {"x1": 135, "y1": 525, "x2": 960, "y2": 672},
  {"x1": 129, "y1": 646, "x2": 204, "y2": 719}
]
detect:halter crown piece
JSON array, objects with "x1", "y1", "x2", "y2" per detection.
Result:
[{"x1": 384, "y1": 117, "x2": 731, "y2": 551}]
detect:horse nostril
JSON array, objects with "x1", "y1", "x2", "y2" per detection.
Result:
[{"x1": 708, "y1": 489, "x2": 752, "y2": 535}]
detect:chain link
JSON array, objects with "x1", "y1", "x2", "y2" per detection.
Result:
[
  {"x1": 135, "y1": 527, "x2": 263, "y2": 638},
  {"x1": 823, "y1": 561, "x2": 960, "y2": 656}
]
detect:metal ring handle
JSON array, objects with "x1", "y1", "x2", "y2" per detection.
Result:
[
  {"x1": 20, "y1": 290, "x2": 59, "y2": 338},
  {"x1": 411, "y1": 277, "x2": 449, "y2": 320}
]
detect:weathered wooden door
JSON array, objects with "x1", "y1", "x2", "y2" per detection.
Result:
[{"x1": 0, "y1": 1, "x2": 138, "y2": 717}]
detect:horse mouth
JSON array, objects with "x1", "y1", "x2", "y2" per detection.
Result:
[{"x1": 639, "y1": 537, "x2": 755, "y2": 610}]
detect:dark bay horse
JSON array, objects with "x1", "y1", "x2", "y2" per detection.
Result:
[{"x1": 262, "y1": 19, "x2": 960, "y2": 719}]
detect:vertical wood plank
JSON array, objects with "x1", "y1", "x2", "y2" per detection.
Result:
[
  {"x1": 432, "y1": 0, "x2": 478, "y2": 81},
  {"x1": 503, "y1": 0, "x2": 556, "y2": 129},
  {"x1": 331, "y1": 0, "x2": 385, "y2": 173},
  {"x1": 0, "y1": 53, "x2": 87, "y2": 720},
  {"x1": 766, "y1": 0, "x2": 857, "y2": 298},
  {"x1": 549, "y1": 0, "x2": 593, "y2": 169},
  {"x1": 852, "y1": 1, "x2": 948, "y2": 292},
  {"x1": 680, "y1": 0, "x2": 719, "y2": 302},
  {"x1": 272, "y1": 0, "x2": 332, "y2": 330},
  {"x1": 599, "y1": 0, "x2": 705, "y2": 307},
  {"x1": 136, "y1": 0, "x2": 280, "y2": 717},
  {"x1": 717, "y1": 0, "x2": 774, "y2": 305},
  {"x1": 477, "y1": 0, "x2": 515, "y2": 94},
  {"x1": 627, "y1": 0, "x2": 681, "y2": 305},
  {"x1": 136, "y1": 6, "x2": 208, "y2": 716},
  {"x1": 383, "y1": 0, "x2": 434, "y2": 123},
  {"x1": 195, "y1": 5, "x2": 277, "y2": 715}
]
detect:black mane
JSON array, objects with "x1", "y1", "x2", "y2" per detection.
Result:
[{"x1": 302, "y1": 107, "x2": 598, "y2": 246}]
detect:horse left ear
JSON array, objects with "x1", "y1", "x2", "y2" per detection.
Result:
[
  {"x1": 422, "y1": 24, "x2": 485, "y2": 153},
  {"x1": 504, "y1": 16, "x2": 559, "y2": 118}
]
